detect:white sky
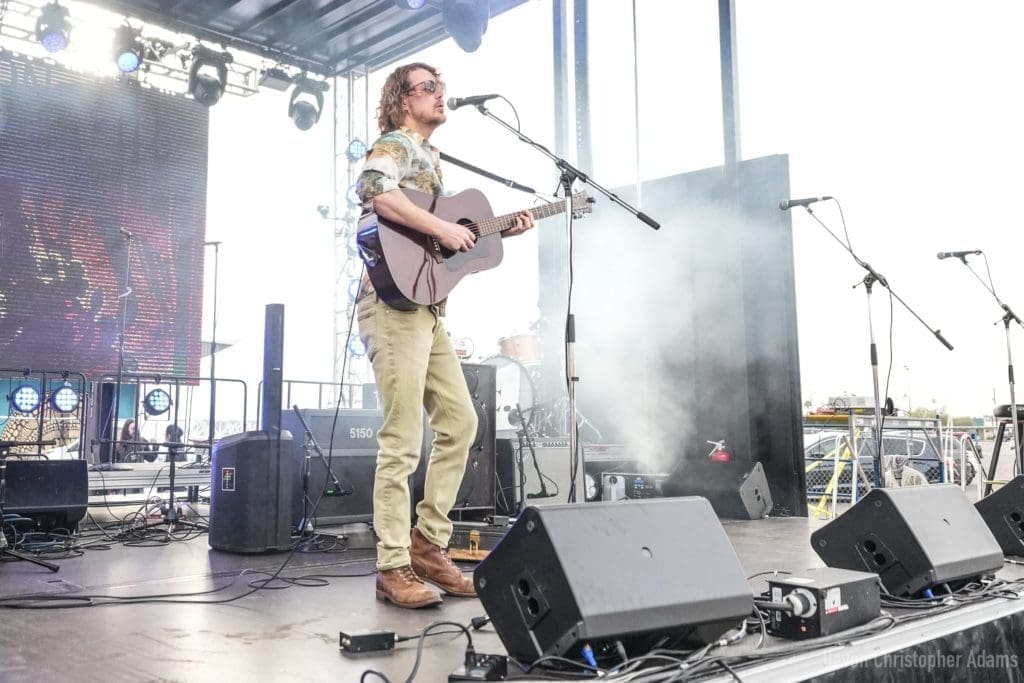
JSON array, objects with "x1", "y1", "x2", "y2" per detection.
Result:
[{"x1": 203, "y1": 0, "x2": 1024, "y2": 421}]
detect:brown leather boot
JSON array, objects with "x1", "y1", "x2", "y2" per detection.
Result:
[
  {"x1": 410, "y1": 528, "x2": 477, "y2": 597},
  {"x1": 375, "y1": 565, "x2": 442, "y2": 608}
]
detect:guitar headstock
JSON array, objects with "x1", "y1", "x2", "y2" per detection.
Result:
[{"x1": 571, "y1": 191, "x2": 595, "y2": 219}]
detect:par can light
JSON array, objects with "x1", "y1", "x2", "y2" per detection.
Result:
[
  {"x1": 49, "y1": 385, "x2": 80, "y2": 413},
  {"x1": 10, "y1": 385, "x2": 41, "y2": 414},
  {"x1": 143, "y1": 388, "x2": 171, "y2": 416}
]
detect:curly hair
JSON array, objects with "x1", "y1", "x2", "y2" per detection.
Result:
[{"x1": 376, "y1": 62, "x2": 441, "y2": 133}]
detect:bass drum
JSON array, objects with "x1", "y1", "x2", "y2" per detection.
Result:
[
  {"x1": 481, "y1": 355, "x2": 537, "y2": 438},
  {"x1": 498, "y1": 333, "x2": 541, "y2": 365}
]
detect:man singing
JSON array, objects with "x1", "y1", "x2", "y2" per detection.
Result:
[{"x1": 355, "y1": 62, "x2": 534, "y2": 608}]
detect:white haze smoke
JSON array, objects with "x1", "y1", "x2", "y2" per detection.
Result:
[{"x1": 569, "y1": 177, "x2": 800, "y2": 481}]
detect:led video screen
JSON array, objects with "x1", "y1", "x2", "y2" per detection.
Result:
[{"x1": 0, "y1": 52, "x2": 208, "y2": 378}]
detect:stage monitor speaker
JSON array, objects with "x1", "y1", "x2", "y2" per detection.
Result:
[
  {"x1": 3, "y1": 459, "x2": 87, "y2": 531},
  {"x1": 474, "y1": 498, "x2": 753, "y2": 663},
  {"x1": 975, "y1": 474, "x2": 1024, "y2": 557},
  {"x1": 209, "y1": 431, "x2": 294, "y2": 553},
  {"x1": 811, "y1": 484, "x2": 1004, "y2": 597},
  {"x1": 661, "y1": 460, "x2": 773, "y2": 519}
]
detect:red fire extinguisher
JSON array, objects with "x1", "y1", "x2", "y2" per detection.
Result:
[{"x1": 707, "y1": 439, "x2": 732, "y2": 463}]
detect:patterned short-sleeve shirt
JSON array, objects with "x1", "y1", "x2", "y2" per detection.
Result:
[{"x1": 356, "y1": 127, "x2": 444, "y2": 206}]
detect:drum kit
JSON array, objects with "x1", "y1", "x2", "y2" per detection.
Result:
[{"x1": 480, "y1": 331, "x2": 579, "y2": 440}]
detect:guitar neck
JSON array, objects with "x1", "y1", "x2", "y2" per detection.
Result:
[{"x1": 475, "y1": 198, "x2": 570, "y2": 237}]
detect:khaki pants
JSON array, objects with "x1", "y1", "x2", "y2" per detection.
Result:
[{"x1": 356, "y1": 294, "x2": 477, "y2": 570}]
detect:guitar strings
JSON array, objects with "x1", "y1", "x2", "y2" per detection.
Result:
[{"x1": 462, "y1": 195, "x2": 580, "y2": 237}]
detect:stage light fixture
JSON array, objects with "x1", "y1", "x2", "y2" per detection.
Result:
[
  {"x1": 348, "y1": 336, "x2": 367, "y2": 357},
  {"x1": 443, "y1": 0, "x2": 489, "y2": 52},
  {"x1": 49, "y1": 385, "x2": 80, "y2": 413},
  {"x1": 395, "y1": 0, "x2": 428, "y2": 9},
  {"x1": 289, "y1": 77, "x2": 329, "y2": 131},
  {"x1": 143, "y1": 388, "x2": 171, "y2": 416},
  {"x1": 259, "y1": 67, "x2": 293, "y2": 92},
  {"x1": 113, "y1": 25, "x2": 144, "y2": 73},
  {"x1": 36, "y1": 2, "x2": 71, "y2": 54},
  {"x1": 345, "y1": 138, "x2": 367, "y2": 162},
  {"x1": 346, "y1": 183, "x2": 361, "y2": 208},
  {"x1": 188, "y1": 46, "x2": 233, "y2": 107},
  {"x1": 346, "y1": 230, "x2": 360, "y2": 257},
  {"x1": 10, "y1": 385, "x2": 41, "y2": 414}
]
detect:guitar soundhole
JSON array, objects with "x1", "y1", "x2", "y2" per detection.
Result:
[
  {"x1": 434, "y1": 219, "x2": 480, "y2": 260},
  {"x1": 458, "y1": 218, "x2": 482, "y2": 239}
]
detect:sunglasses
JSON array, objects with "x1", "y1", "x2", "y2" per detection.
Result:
[{"x1": 404, "y1": 79, "x2": 445, "y2": 96}]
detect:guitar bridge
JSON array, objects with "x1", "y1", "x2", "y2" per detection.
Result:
[{"x1": 429, "y1": 238, "x2": 445, "y2": 263}]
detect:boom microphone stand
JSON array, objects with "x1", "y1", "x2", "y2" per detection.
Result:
[
  {"x1": 140, "y1": 384, "x2": 207, "y2": 535},
  {"x1": 290, "y1": 405, "x2": 350, "y2": 534},
  {"x1": 795, "y1": 202, "x2": 953, "y2": 486},
  {"x1": 0, "y1": 441, "x2": 59, "y2": 572},
  {"x1": 105, "y1": 228, "x2": 134, "y2": 466},
  {"x1": 513, "y1": 402, "x2": 555, "y2": 509},
  {"x1": 0, "y1": 517, "x2": 59, "y2": 571},
  {"x1": 464, "y1": 101, "x2": 659, "y2": 501},
  {"x1": 944, "y1": 252, "x2": 1024, "y2": 484},
  {"x1": 205, "y1": 241, "x2": 221, "y2": 460}
]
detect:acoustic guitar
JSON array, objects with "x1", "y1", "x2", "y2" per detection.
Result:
[{"x1": 356, "y1": 188, "x2": 593, "y2": 310}]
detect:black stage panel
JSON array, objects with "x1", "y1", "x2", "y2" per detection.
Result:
[{"x1": 539, "y1": 155, "x2": 806, "y2": 516}]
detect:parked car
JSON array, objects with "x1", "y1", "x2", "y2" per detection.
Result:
[{"x1": 803, "y1": 429, "x2": 975, "y2": 500}]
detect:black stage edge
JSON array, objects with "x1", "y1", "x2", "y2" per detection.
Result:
[{"x1": 1, "y1": 517, "x2": 1023, "y2": 681}]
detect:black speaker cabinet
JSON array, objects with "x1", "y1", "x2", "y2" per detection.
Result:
[
  {"x1": 3, "y1": 459, "x2": 87, "y2": 531},
  {"x1": 976, "y1": 474, "x2": 1024, "y2": 556},
  {"x1": 293, "y1": 449, "x2": 376, "y2": 526},
  {"x1": 661, "y1": 460, "x2": 773, "y2": 519},
  {"x1": 416, "y1": 364, "x2": 497, "y2": 517},
  {"x1": 455, "y1": 363, "x2": 496, "y2": 511},
  {"x1": 494, "y1": 442, "x2": 586, "y2": 514},
  {"x1": 209, "y1": 431, "x2": 294, "y2": 553},
  {"x1": 281, "y1": 408, "x2": 383, "y2": 455},
  {"x1": 475, "y1": 498, "x2": 753, "y2": 662},
  {"x1": 494, "y1": 442, "x2": 640, "y2": 514},
  {"x1": 811, "y1": 485, "x2": 1004, "y2": 596},
  {"x1": 282, "y1": 409, "x2": 384, "y2": 527}
]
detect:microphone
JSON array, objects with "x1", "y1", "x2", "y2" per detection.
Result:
[
  {"x1": 526, "y1": 491, "x2": 557, "y2": 499},
  {"x1": 446, "y1": 94, "x2": 500, "y2": 110},
  {"x1": 204, "y1": 240, "x2": 222, "y2": 246},
  {"x1": 119, "y1": 228, "x2": 132, "y2": 237},
  {"x1": 779, "y1": 196, "x2": 832, "y2": 211},
  {"x1": 937, "y1": 249, "x2": 981, "y2": 260},
  {"x1": 324, "y1": 478, "x2": 351, "y2": 497}
]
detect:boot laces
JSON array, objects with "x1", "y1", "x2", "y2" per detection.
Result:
[
  {"x1": 397, "y1": 565, "x2": 419, "y2": 584},
  {"x1": 439, "y1": 547, "x2": 457, "y2": 570}
]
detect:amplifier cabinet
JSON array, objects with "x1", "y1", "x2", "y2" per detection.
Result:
[
  {"x1": 294, "y1": 449, "x2": 377, "y2": 526},
  {"x1": 495, "y1": 442, "x2": 640, "y2": 513}
]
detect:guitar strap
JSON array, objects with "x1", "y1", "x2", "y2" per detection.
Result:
[{"x1": 439, "y1": 152, "x2": 536, "y2": 195}]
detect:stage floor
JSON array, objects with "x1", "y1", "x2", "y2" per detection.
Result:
[{"x1": 2, "y1": 510, "x2": 1023, "y2": 682}]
